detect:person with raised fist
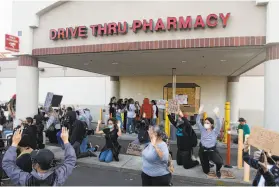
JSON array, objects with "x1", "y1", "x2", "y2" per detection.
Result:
[{"x1": 197, "y1": 105, "x2": 223, "y2": 178}]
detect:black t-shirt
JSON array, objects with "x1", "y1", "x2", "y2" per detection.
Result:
[
  {"x1": 16, "y1": 153, "x2": 32, "y2": 173},
  {"x1": 105, "y1": 129, "x2": 118, "y2": 149}
]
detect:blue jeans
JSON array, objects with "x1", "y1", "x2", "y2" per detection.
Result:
[
  {"x1": 116, "y1": 115, "x2": 123, "y2": 129},
  {"x1": 126, "y1": 117, "x2": 135, "y2": 134},
  {"x1": 99, "y1": 150, "x2": 113, "y2": 163},
  {"x1": 152, "y1": 118, "x2": 157, "y2": 126}
]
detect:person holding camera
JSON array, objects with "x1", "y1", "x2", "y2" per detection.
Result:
[{"x1": 2, "y1": 127, "x2": 76, "y2": 186}]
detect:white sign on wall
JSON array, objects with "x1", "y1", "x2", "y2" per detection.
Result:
[{"x1": 175, "y1": 94, "x2": 188, "y2": 105}]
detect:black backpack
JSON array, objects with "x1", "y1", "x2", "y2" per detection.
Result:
[
  {"x1": 138, "y1": 129, "x2": 149, "y2": 144},
  {"x1": 25, "y1": 172, "x2": 56, "y2": 186},
  {"x1": 81, "y1": 121, "x2": 88, "y2": 139},
  {"x1": 189, "y1": 128, "x2": 198, "y2": 147}
]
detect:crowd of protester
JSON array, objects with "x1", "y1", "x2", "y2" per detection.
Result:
[{"x1": 0, "y1": 94, "x2": 278, "y2": 186}]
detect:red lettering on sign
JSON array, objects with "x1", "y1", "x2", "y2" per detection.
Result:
[
  {"x1": 194, "y1": 15, "x2": 205, "y2": 29},
  {"x1": 69, "y1": 27, "x2": 79, "y2": 38},
  {"x1": 98, "y1": 24, "x2": 108, "y2": 36},
  {"x1": 167, "y1": 17, "x2": 177, "y2": 31},
  {"x1": 143, "y1": 19, "x2": 153, "y2": 32},
  {"x1": 118, "y1": 22, "x2": 128, "y2": 34},
  {"x1": 108, "y1": 23, "x2": 118, "y2": 35},
  {"x1": 178, "y1": 16, "x2": 192, "y2": 30},
  {"x1": 78, "y1": 26, "x2": 87, "y2": 38},
  {"x1": 49, "y1": 13, "x2": 230, "y2": 40},
  {"x1": 90, "y1": 25, "x2": 98, "y2": 36},
  {"x1": 49, "y1": 29, "x2": 58, "y2": 40},
  {"x1": 206, "y1": 14, "x2": 218, "y2": 28},
  {"x1": 155, "y1": 18, "x2": 166, "y2": 31},
  {"x1": 220, "y1": 13, "x2": 230, "y2": 28},
  {"x1": 57, "y1": 28, "x2": 65, "y2": 39},
  {"x1": 132, "y1": 20, "x2": 142, "y2": 33}
]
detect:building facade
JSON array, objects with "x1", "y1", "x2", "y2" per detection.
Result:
[{"x1": 7, "y1": 1, "x2": 278, "y2": 131}]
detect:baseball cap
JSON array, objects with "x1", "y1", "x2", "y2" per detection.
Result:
[
  {"x1": 31, "y1": 149, "x2": 54, "y2": 170},
  {"x1": 238, "y1": 117, "x2": 246, "y2": 122}
]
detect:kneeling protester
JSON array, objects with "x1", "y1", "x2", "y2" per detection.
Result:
[{"x1": 2, "y1": 127, "x2": 76, "y2": 186}]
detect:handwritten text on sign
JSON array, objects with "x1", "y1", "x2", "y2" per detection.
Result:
[
  {"x1": 167, "y1": 99, "x2": 180, "y2": 114},
  {"x1": 248, "y1": 126, "x2": 279, "y2": 156},
  {"x1": 126, "y1": 143, "x2": 143, "y2": 156}
]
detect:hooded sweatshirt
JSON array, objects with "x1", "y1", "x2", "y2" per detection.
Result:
[
  {"x1": 2, "y1": 143, "x2": 76, "y2": 186},
  {"x1": 140, "y1": 98, "x2": 153, "y2": 119}
]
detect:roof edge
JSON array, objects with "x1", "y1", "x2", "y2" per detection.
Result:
[
  {"x1": 0, "y1": 57, "x2": 18, "y2": 62},
  {"x1": 36, "y1": 1, "x2": 69, "y2": 17}
]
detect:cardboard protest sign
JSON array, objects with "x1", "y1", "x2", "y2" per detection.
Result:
[
  {"x1": 167, "y1": 99, "x2": 180, "y2": 114},
  {"x1": 248, "y1": 126, "x2": 279, "y2": 156},
  {"x1": 44, "y1": 92, "x2": 54, "y2": 112},
  {"x1": 126, "y1": 143, "x2": 143, "y2": 156},
  {"x1": 157, "y1": 99, "x2": 167, "y2": 109}
]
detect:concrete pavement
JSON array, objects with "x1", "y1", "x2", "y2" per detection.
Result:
[
  {"x1": 47, "y1": 144, "x2": 255, "y2": 186},
  {"x1": 88, "y1": 134, "x2": 244, "y2": 166}
]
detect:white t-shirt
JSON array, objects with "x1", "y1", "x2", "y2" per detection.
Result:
[
  {"x1": 152, "y1": 105, "x2": 157, "y2": 119},
  {"x1": 127, "y1": 104, "x2": 136, "y2": 118}
]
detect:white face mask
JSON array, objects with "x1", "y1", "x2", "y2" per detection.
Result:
[{"x1": 204, "y1": 123, "x2": 211, "y2": 129}]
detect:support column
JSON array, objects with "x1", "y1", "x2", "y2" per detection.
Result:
[
  {"x1": 264, "y1": 1, "x2": 279, "y2": 132},
  {"x1": 108, "y1": 76, "x2": 120, "y2": 100},
  {"x1": 16, "y1": 55, "x2": 39, "y2": 127},
  {"x1": 227, "y1": 76, "x2": 239, "y2": 123},
  {"x1": 172, "y1": 68, "x2": 176, "y2": 99}
]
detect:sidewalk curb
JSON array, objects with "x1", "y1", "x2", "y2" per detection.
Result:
[{"x1": 75, "y1": 161, "x2": 250, "y2": 186}]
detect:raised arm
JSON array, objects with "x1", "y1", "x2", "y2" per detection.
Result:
[
  {"x1": 2, "y1": 129, "x2": 30, "y2": 186},
  {"x1": 213, "y1": 107, "x2": 222, "y2": 134},
  {"x1": 167, "y1": 114, "x2": 177, "y2": 128},
  {"x1": 95, "y1": 120, "x2": 104, "y2": 134},
  {"x1": 196, "y1": 105, "x2": 205, "y2": 130},
  {"x1": 55, "y1": 128, "x2": 77, "y2": 185}
]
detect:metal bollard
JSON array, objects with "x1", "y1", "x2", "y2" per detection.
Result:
[
  {"x1": 224, "y1": 128, "x2": 233, "y2": 168},
  {"x1": 237, "y1": 129, "x2": 244, "y2": 169},
  {"x1": 244, "y1": 135, "x2": 250, "y2": 182},
  {"x1": 165, "y1": 101, "x2": 170, "y2": 137},
  {"x1": 99, "y1": 108, "x2": 102, "y2": 122}
]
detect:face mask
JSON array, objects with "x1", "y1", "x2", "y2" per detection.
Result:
[
  {"x1": 204, "y1": 124, "x2": 211, "y2": 129},
  {"x1": 108, "y1": 125, "x2": 113, "y2": 129}
]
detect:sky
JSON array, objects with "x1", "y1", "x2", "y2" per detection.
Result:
[{"x1": 0, "y1": 0, "x2": 12, "y2": 52}]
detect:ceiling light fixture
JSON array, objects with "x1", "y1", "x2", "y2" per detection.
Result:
[
  {"x1": 112, "y1": 62, "x2": 118, "y2": 65},
  {"x1": 181, "y1": 61, "x2": 187, "y2": 63},
  {"x1": 220, "y1": 59, "x2": 227, "y2": 62}
]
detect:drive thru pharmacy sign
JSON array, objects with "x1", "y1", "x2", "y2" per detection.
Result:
[{"x1": 5, "y1": 34, "x2": 19, "y2": 52}]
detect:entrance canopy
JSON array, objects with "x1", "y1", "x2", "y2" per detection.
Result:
[{"x1": 35, "y1": 45, "x2": 265, "y2": 76}]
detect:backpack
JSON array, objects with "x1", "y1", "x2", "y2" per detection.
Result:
[
  {"x1": 81, "y1": 121, "x2": 88, "y2": 139},
  {"x1": 25, "y1": 172, "x2": 56, "y2": 186},
  {"x1": 138, "y1": 129, "x2": 149, "y2": 144},
  {"x1": 189, "y1": 128, "x2": 198, "y2": 147}
]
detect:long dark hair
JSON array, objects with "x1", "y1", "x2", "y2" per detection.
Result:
[
  {"x1": 117, "y1": 99, "x2": 123, "y2": 110},
  {"x1": 151, "y1": 100, "x2": 159, "y2": 118},
  {"x1": 107, "y1": 118, "x2": 118, "y2": 129},
  {"x1": 127, "y1": 98, "x2": 134, "y2": 111}
]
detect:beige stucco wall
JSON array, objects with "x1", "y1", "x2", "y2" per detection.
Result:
[
  {"x1": 33, "y1": 1, "x2": 266, "y2": 49},
  {"x1": 120, "y1": 76, "x2": 227, "y2": 117}
]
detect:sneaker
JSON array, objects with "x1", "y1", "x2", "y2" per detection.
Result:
[
  {"x1": 1, "y1": 176, "x2": 10, "y2": 181},
  {"x1": 94, "y1": 145, "x2": 99, "y2": 152},
  {"x1": 216, "y1": 171, "x2": 221, "y2": 179}
]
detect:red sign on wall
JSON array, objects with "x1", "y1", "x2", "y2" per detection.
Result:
[{"x1": 5, "y1": 34, "x2": 19, "y2": 52}]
